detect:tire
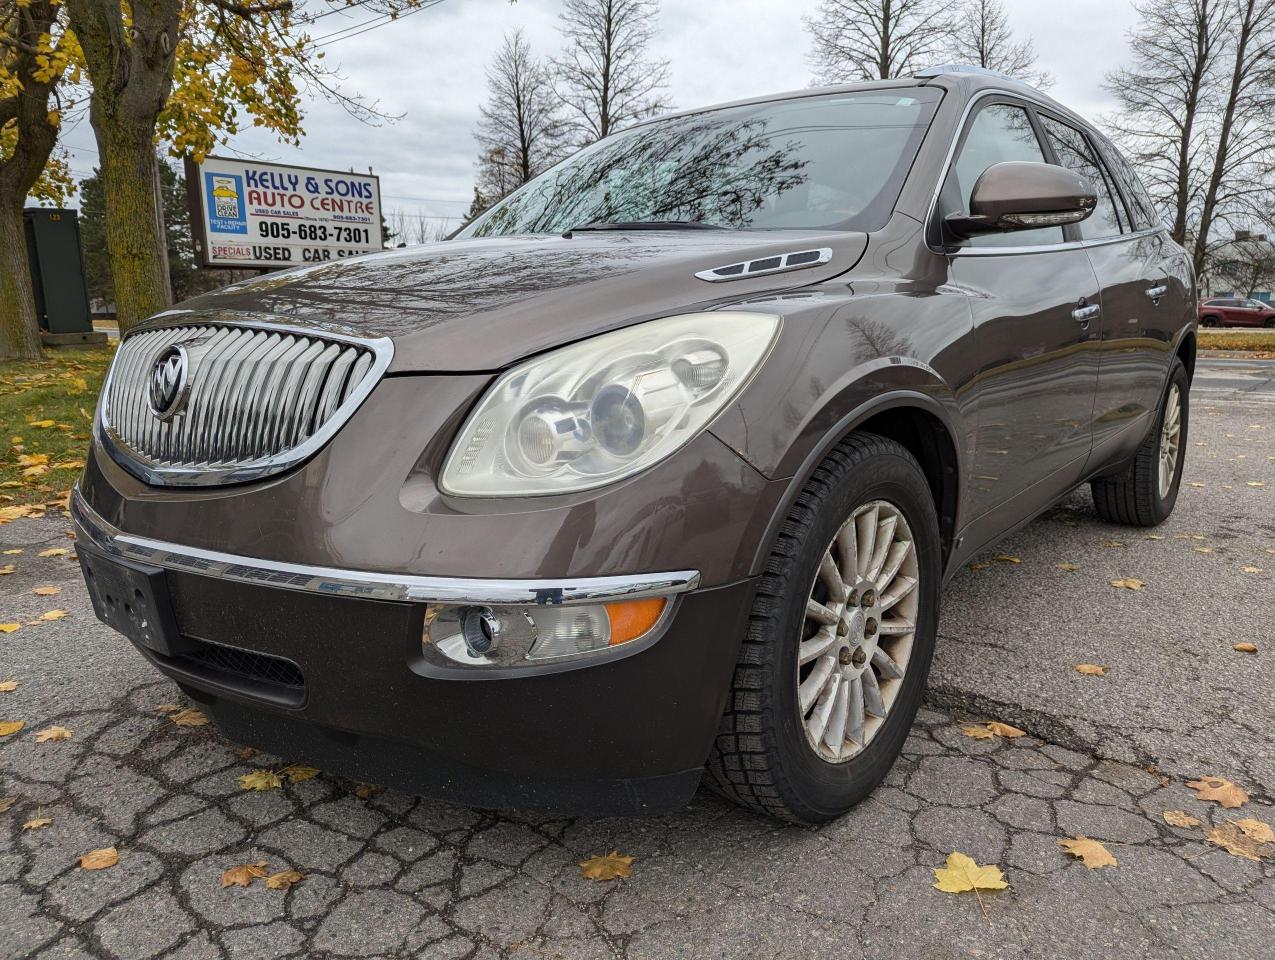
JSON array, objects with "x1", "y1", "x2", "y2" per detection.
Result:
[
  {"x1": 706, "y1": 433, "x2": 941, "y2": 824},
  {"x1": 1264, "y1": 317, "x2": 1275, "y2": 329},
  {"x1": 1090, "y1": 359, "x2": 1189, "y2": 527},
  {"x1": 1200, "y1": 315, "x2": 1219, "y2": 327}
]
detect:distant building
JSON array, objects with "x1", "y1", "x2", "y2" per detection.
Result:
[{"x1": 1203, "y1": 231, "x2": 1275, "y2": 303}]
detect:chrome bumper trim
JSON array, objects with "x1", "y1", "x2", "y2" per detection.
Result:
[{"x1": 70, "y1": 487, "x2": 700, "y2": 605}]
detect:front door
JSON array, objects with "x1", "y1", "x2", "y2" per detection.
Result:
[{"x1": 938, "y1": 100, "x2": 1102, "y2": 523}]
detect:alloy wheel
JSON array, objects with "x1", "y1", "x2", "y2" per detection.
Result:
[
  {"x1": 796, "y1": 500, "x2": 919, "y2": 763},
  {"x1": 1158, "y1": 383, "x2": 1182, "y2": 499}
]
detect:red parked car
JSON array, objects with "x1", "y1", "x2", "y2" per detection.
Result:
[{"x1": 1198, "y1": 297, "x2": 1275, "y2": 327}]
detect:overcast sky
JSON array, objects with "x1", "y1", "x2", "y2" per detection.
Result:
[{"x1": 59, "y1": 0, "x2": 1142, "y2": 234}]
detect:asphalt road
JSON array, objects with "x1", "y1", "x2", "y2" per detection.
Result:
[{"x1": 1, "y1": 360, "x2": 1272, "y2": 960}]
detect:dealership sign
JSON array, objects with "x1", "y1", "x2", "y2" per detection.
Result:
[{"x1": 185, "y1": 156, "x2": 382, "y2": 269}]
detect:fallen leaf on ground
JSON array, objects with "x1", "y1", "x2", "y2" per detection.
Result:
[
  {"x1": 0, "y1": 720, "x2": 25, "y2": 736},
  {"x1": 932, "y1": 851, "x2": 1007, "y2": 893},
  {"x1": 2, "y1": 549, "x2": 21, "y2": 555},
  {"x1": 171, "y1": 709, "x2": 208, "y2": 727},
  {"x1": 1099, "y1": 539, "x2": 1126, "y2": 548},
  {"x1": 1058, "y1": 836, "x2": 1118, "y2": 869},
  {"x1": 1188, "y1": 482, "x2": 1205, "y2": 488},
  {"x1": 28, "y1": 419, "x2": 55, "y2": 429},
  {"x1": 221, "y1": 861, "x2": 269, "y2": 888},
  {"x1": 1194, "y1": 546, "x2": 1213, "y2": 554},
  {"x1": 1233, "y1": 643, "x2": 1258, "y2": 654},
  {"x1": 236, "y1": 746, "x2": 258, "y2": 759},
  {"x1": 993, "y1": 555, "x2": 1021, "y2": 564},
  {"x1": 0, "y1": 680, "x2": 17, "y2": 692},
  {"x1": 35, "y1": 610, "x2": 68, "y2": 621},
  {"x1": 1055, "y1": 562, "x2": 1080, "y2": 572},
  {"x1": 79, "y1": 847, "x2": 118, "y2": 870},
  {"x1": 1187, "y1": 777, "x2": 1248, "y2": 809},
  {"x1": 1205, "y1": 823, "x2": 1271, "y2": 862},
  {"x1": 1235, "y1": 818, "x2": 1275, "y2": 844},
  {"x1": 1247, "y1": 482, "x2": 1265, "y2": 488},
  {"x1": 969, "y1": 561, "x2": 991, "y2": 570},
  {"x1": 238, "y1": 770, "x2": 283, "y2": 791},
  {"x1": 1111, "y1": 578, "x2": 1145, "y2": 590},
  {"x1": 280, "y1": 764, "x2": 319, "y2": 783},
  {"x1": 265, "y1": 869, "x2": 304, "y2": 890},
  {"x1": 32, "y1": 586, "x2": 61, "y2": 597},
  {"x1": 35, "y1": 725, "x2": 72, "y2": 742},
  {"x1": 0, "y1": 566, "x2": 15, "y2": 576},
  {"x1": 36, "y1": 548, "x2": 67, "y2": 557},
  {"x1": 1146, "y1": 534, "x2": 1165, "y2": 540},
  {"x1": 354, "y1": 783, "x2": 382, "y2": 799},
  {"x1": 0, "y1": 624, "x2": 19, "y2": 633},
  {"x1": 1162, "y1": 810, "x2": 1201, "y2": 828},
  {"x1": 0, "y1": 795, "x2": 15, "y2": 813},
  {"x1": 1075, "y1": 664, "x2": 1108, "y2": 676},
  {"x1": 962, "y1": 721, "x2": 1026, "y2": 740},
  {"x1": 579, "y1": 850, "x2": 635, "y2": 881},
  {"x1": 1242, "y1": 566, "x2": 1263, "y2": 574},
  {"x1": 16, "y1": 453, "x2": 48, "y2": 467},
  {"x1": 155, "y1": 704, "x2": 182, "y2": 714},
  {"x1": 22, "y1": 817, "x2": 52, "y2": 830}
]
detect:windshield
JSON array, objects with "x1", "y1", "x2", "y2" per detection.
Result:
[{"x1": 458, "y1": 88, "x2": 942, "y2": 238}]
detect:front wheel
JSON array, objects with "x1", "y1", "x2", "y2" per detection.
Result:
[
  {"x1": 1091, "y1": 358, "x2": 1189, "y2": 526},
  {"x1": 706, "y1": 433, "x2": 941, "y2": 824}
]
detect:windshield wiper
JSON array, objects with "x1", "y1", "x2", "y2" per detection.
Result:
[{"x1": 566, "y1": 220, "x2": 728, "y2": 234}]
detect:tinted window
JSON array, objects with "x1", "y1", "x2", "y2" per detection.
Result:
[
  {"x1": 459, "y1": 89, "x2": 942, "y2": 237},
  {"x1": 1094, "y1": 134, "x2": 1160, "y2": 231},
  {"x1": 944, "y1": 102, "x2": 1063, "y2": 248},
  {"x1": 1039, "y1": 116, "x2": 1124, "y2": 240}
]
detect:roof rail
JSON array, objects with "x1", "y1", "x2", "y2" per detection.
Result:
[{"x1": 913, "y1": 63, "x2": 1018, "y2": 80}]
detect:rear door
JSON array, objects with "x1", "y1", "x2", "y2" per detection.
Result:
[
  {"x1": 939, "y1": 99, "x2": 1102, "y2": 523},
  {"x1": 1041, "y1": 119, "x2": 1184, "y2": 464}
]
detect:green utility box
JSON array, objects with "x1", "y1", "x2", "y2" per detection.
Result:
[{"x1": 23, "y1": 207, "x2": 106, "y2": 347}]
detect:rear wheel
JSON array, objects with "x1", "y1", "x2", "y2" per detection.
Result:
[
  {"x1": 706, "y1": 433, "x2": 940, "y2": 824},
  {"x1": 1091, "y1": 359, "x2": 1188, "y2": 526},
  {"x1": 1264, "y1": 317, "x2": 1275, "y2": 329},
  {"x1": 1200, "y1": 315, "x2": 1219, "y2": 327}
]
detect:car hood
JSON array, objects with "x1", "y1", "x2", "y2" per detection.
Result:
[{"x1": 157, "y1": 231, "x2": 867, "y2": 372}]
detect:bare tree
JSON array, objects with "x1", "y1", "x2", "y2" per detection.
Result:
[
  {"x1": 806, "y1": 0, "x2": 953, "y2": 83},
  {"x1": 1106, "y1": 0, "x2": 1275, "y2": 277},
  {"x1": 1105, "y1": 0, "x2": 1221, "y2": 247},
  {"x1": 1193, "y1": 0, "x2": 1275, "y2": 279},
  {"x1": 474, "y1": 30, "x2": 566, "y2": 203},
  {"x1": 551, "y1": 0, "x2": 672, "y2": 144},
  {"x1": 943, "y1": 0, "x2": 1051, "y2": 86}
]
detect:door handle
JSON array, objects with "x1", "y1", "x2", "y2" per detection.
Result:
[
  {"x1": 1072, "y1": 304, "x2": 1101, "y2": 323},
  {"x1": 1145, "y1": 284, "x2": 1168, "y2": 303}
]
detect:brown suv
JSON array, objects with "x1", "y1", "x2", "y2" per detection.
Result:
[{"x1": 74, "y1": 67, "x2": 1195, "y2": 824}]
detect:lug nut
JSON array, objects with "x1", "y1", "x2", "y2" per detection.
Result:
[
  {"x1": 860, "y1": 589, "x2": 876, "y2": 608},
  {"x1": 865, "y1": 617, "x2": 878, "y2": 637}
]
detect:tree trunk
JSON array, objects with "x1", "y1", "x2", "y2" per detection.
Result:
[
  {"x1": 97, "y1": 125, "x2": 173, "y2": 332},
  {"x1": 0, "y1": 203, "x2": 43, "y2": 361}
]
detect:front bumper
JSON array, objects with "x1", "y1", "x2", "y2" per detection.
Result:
[{"x1": 73, "y1": 490, "x2": 756, "y2": 814}]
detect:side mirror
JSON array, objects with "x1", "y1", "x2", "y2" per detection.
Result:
[{"x1": 946, "y1": 161, "x2": 1097, "y2": 238}]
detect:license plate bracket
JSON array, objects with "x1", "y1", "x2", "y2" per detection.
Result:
[{"x1": 77, "y1": 540, "x2": 191, "y2": 657}]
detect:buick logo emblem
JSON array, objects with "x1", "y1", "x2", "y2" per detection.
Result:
[{"x1": 148, "y1": 345, "x2": 191, "y2": 421}]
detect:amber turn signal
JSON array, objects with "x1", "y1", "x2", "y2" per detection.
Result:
[{"x1": 604, "y1": 597, "x2": 668, "y2": 646}]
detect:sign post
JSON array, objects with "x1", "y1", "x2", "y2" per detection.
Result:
[{"x1": 184, "y1": 155, "x2": 382, "y2": 270}]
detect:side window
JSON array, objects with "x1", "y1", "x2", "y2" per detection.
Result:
[
  {"x1": 1096, "y1": 136, "x2": 1161, "y2": 231},
  {"x1": 1038, "y1": 116, "x2": 1124, "y2": 240},
  {"x1": 943, "y1": 102, "x2": 1064, "y2": 248}
]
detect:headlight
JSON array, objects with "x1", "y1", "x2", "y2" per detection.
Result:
[{"x1": 439, "y1": 312, "x2": 780, "y2": 496}]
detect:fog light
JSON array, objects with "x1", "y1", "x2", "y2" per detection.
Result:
[{"x1": 422, "y1": 597, "x2": 670, "y2": 668}]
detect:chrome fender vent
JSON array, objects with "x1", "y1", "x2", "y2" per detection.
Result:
[
  {"x1": 98, "y1": 321, "x2": 392, "y2": 487},
  {"x1": 694, "y1": 247, "x2": 833, "y2": 283}
]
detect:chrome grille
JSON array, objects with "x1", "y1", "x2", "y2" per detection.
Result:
[{"x1": 99, "y1": 321, "x2": 392, "y2": 486}]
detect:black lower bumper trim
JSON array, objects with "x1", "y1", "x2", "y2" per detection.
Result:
[{"x1": 195, "y1": 693, "x2": 705, "y2": 816}]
